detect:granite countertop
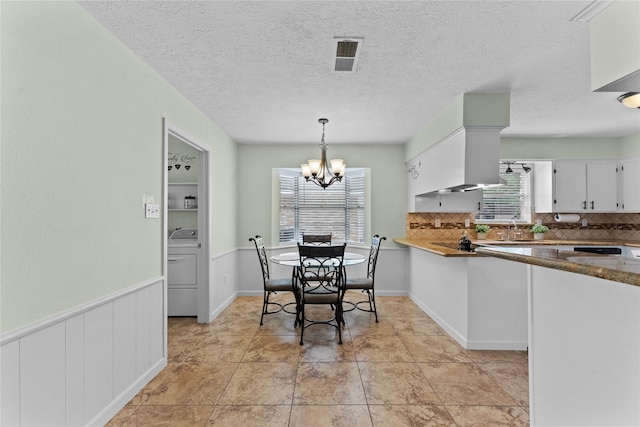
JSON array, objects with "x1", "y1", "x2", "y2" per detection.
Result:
[{"x1": 394, "y1": 238, "x2": 640, "y2": 287}]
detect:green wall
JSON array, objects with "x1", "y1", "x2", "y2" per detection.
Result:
[
  {"x1": 1, "y1": 2, "x2": 237, "y2": 333},
  {"x1": 237, "y1": 143, "x2": 407, "y2": 248},
  {"x1": 501, "y1": 135, "x2": 640, "y2": 160}
]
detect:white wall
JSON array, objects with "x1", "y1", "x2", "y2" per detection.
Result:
[
  {"x1": 1, "y1": 1, "x2": 236, "y2": 334},
  {"x1": 501, "y1": 135, "x2": 640, "y2": 161},
  {"x1": 1, "y1": 2, "x2": 238, "y2": 424}
]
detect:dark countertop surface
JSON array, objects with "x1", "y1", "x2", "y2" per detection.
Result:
[{"x1": 393, "y1": 238, "x2": 640, "y2": 287}]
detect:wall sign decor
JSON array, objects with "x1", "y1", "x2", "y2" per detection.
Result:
[{"x1": 168, "y1": 152, "x2": 196, "y2": 171}]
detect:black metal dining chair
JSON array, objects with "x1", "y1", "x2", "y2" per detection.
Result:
[
  {"x1": 302, "y1": 233, "x2": 332, "y2": 245},
  {"x1": 343, "y1": 235, "x2": 386, "y2": 322},
  {"x1": 249, "y1": 235, "x2": 297, "y2": 325},
  {"x1": 296, "y1": 243, "x2": 346, "y2": 345}
]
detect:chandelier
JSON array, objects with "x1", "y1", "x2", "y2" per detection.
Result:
[{"x1": 300, "y1": 118, "x2": 346, "y2": 189}]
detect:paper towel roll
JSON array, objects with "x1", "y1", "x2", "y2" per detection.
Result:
[{"x1": 554, "y1": 214, "x2": 581, "y2": 223}]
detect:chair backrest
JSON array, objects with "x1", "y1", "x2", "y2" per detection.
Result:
[
  {"x1": 366, "y1": 235, "x2": 387, "y2": 279},
  {"x1": 249, "y1": 235, "x2": 270, "y2": 284},
  {"x1": 297, "y1": 243, "x2": 346, "y2": 290},
  {"x1": 302, "y1": 233, "x2": 332, "y2": 245}
]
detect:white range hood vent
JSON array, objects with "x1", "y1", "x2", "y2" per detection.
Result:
[{"x1": 412, "y1": 127, "x2": 502, "y2": 196}]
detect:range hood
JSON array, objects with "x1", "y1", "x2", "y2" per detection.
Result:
[{"x1": 407, "y1": 126, "x2": 502, "y2": 196}]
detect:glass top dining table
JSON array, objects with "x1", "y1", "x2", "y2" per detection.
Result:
[{"x1": 270, "y1": 251, "x2": 366, "y2": 266}]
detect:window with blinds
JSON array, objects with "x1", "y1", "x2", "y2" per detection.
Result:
[
  {"x1": 475, "y1": 164, "x2": 532, "y2": 222},
  {"x1": 279, "y1": 169, "x2": 365, "y2": 244}
]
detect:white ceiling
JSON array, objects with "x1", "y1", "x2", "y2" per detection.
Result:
[{"x1": 79, "y1": 1, "x2": 639, "y2": 145}]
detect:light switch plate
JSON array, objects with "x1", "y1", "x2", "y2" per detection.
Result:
[
  {"x1": 435, "y1": 219, "x2": 441, "y2": 228},
  {"x1": 464, "y1": 219, "x2": 470, "y2": 228},
  {"x1": 145, "y1": 203, "x2": 160, "y2": 218}
]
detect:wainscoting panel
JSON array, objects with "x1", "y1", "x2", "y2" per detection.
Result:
[
  {"x1": 114, "y1": 293, "x2": 137, "y2": 398},
  {"x1": 21, "y1": 322, "x2": 66, "y2": 426},
  {"x1": 66, "y1": 315, "x2": 84, "y2": 426},
  {"x1": 1, "y1": 340, "x2": 20, "y2": 426},
  {"x1": 0, "y1": 278, "x2": 166, "y2": 426},
  {"x1": 84, "y1": 303, "x2": 114, "y2": 423}
]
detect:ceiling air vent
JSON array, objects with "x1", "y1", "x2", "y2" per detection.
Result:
[{"x1": 333, "y1": 37, "x2": 363, "y2": 72}]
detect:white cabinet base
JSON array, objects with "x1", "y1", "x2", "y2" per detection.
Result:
[{"x1": 168, "y1": 288, "x2": 198, "y2": 316}]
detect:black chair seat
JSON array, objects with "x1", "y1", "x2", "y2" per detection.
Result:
[
  {"x1": 345, "y1": 277, "x2": 373, "y2": 289},
  {"x1": 265, "y1": 278, "x2": 295, "y2": 292}
]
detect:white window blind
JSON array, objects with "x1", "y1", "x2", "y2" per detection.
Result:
[
  {"x1": 475, "y1": 164, "x2": 532, "y2": 222},
  {"x1": 279, "y1": 169, "x2": 365, "y2": 244}
]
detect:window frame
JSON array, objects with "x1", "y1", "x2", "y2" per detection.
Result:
[
  {"x1": 475, "y1": 163, "x2": 532, "y2": 224},
  {"x1": 276, "y1": 168, "x2": 369, "y2": 246}
]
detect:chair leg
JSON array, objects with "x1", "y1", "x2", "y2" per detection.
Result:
[
  {"x1": 369, "y1": 289, "x2": 378, "y2": 323},
  {"x1": 260, "y1": 290, "x2": 270, "y2": 325},
  {"x1": 299, "y1": 302, "x2": 305, "y2": 345}
]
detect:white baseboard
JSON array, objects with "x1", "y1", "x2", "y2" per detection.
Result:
[{"x1": 88, "y1": 357, "x2": 166, "y2": 426}]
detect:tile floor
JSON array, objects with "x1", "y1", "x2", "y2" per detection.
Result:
[{"x1": 107, "y1": 293, "x2": 529, "y2": 426}]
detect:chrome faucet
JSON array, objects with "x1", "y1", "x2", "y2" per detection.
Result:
[
  {"x1": 507, "y1": 220, "x2": 517, "y2": 240},
  {"x1": 507, "y1": 220, "x2": 523, "y2": 240}
]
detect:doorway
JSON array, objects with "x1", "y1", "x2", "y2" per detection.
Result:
[{"x1": 163, "y1": 120, "x2": 211, "y2": 323}]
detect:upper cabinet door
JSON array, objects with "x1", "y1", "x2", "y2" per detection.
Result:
[
  {"x1": 554, "y1": 161, "x2": 587, "y2": 212},
  {"x1": 586, "y1": 162, "x2": 618, "y2": 212},
  {"x1": 621, "y1": 159, "x2": 640, "y2": 212}
]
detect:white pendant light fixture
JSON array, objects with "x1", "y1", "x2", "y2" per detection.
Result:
[
  {"x1": 301, "y1": 118, "x2": 346, "y2": 189},
  {"x1": 617, "y1": 92, "x2": 640, "y2": 109}
]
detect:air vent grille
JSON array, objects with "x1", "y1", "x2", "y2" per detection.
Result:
[{"x1": 333, "y1": 37, "x2": 363, "y2": 72}]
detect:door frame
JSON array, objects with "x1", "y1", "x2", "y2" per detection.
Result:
[{"x1": 163, "y1": 119, "x2": 212, "y2": 323}]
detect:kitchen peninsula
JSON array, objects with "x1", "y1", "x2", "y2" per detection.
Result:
[{"x1": 397, "y1": 237, "x2": 640, "y2": 426}]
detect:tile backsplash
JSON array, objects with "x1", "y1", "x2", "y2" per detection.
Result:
[{"x1": 406, "y1": 212, "x2": 640, "y2": 243}]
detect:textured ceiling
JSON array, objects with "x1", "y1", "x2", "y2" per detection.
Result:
[{"x1": 79, "y1": 1, "x2": 640, "y2": 145}]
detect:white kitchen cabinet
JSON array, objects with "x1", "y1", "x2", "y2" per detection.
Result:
[
  {"x1": 620, "y1": 158, "x2": 640, "y2": 212},
  {"x1": 553, "y1": 160, "x2": 618, "y2": 212},
  {"x1": 414, "y1": 190, "x2": 483, "y2": 213}
]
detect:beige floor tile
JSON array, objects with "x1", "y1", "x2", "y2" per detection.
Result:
[
  {"x1": 108, "y1": 405, "x2": 214, "y2": 427},
  {"x1": 352, "y1": 335, "x2": 414, "y2": 362},
  {"x1": 346, "y1": 315, "x2": 397, "y2": 338},
  {"x1": 110, "y1": 297, "x2": 531, "y2": 425},
  {"x1": 294, "y1": 362, "x2": 367, "y2": 404},
  {"x1": 207, "y1": 405, "x2": 291, "y2": 427},
  {"x1": 242, "y1": 334, "x2": 300, "y2": 362},
  {"x1": 478, "y1": 362, "x2": 529, "y2": 407},
  {"x1": 203, "y1": 315, "x2": 261, "y2": 336},
  {"x1": 168, "y1": 331, "x2": 209, "y2": 362},
  {"x1": 446, "y1": 405, "x2": 530, "y2": 426},
  {"x1": 144, "y1": 362, "x2": 237, "y2": 406},
  {"x1": 400, "y1": 335, "x2": 472, "y2": 363},
  {"x1": 185, "y1": 335, "x2": 254, "y2": 363},
  {"x1": 466, "y1": 349, "x2": 528, "y2": 364},
  {"x1": 375, "y1": 299, "x2": 427, "y2": 317},
  {"x1": 418, "y1": 363, "x2": 517, "y2": 406},
  {"x1": 358, "y1": 362, "x2": 441, "y2": 405},
  {"x1": 368, "y1": 404, "x2": 456, "y2": 426},
  {"x1": 299, "y1": 333, "x2": 357, "y2": 362},
  {"x1": 289, "y1": 405, "x2": 372, "y2": 427},
  {"x1": 387, "y1": 316, "x2": 446, "y2": 336},
  {"x1": 255, "y1": 311, "x2": 299, "y2": 335},
  {"x1": 127, "y1": 363, "x2": 175, "y2": 405},
  {"x1": 218, "y1": 362, "x2": 297, "y2": 405}
]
